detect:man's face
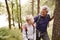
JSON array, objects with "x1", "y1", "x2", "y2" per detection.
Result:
[{"x1": 41, "y1": 9, "x2": 48, "y2": 17}]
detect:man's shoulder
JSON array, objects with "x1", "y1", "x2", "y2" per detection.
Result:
[
  {"x1": 34, "y1": 15, "x2": 40, "y2": 18},
  {"x1": 47, "y1": 14, "x2": 50, "y2": 18},
  {"x1": 46, "y1": 14, "x2": 51, "y2": 21},
  {"x1": 34, "y1": 15, "x2": 38, "y2": 18},
  {"x1": 47, "y1": 14, "x2": 50, "y2": 16}
]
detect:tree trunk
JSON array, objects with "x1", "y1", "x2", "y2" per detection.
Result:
[
  {"x1": 32, "y1": 0, "x2": 34, "y2": 16},
  {"x1": 16, "y1": 0, "x2": 20, "y2": 29},
  {"x1": 52, "y1": 0, "x2": 60, "y2": 40},
  {"x1": 37, "y1": 0, "x2": 40, "y2": 15},
  {"x1": 19, "y1": 0, "x2": 22, "y2": 30},
  {"x1": 5, "y1": 0, "x2": 11, "y2": 29},
  {"x1": 11, "y1": 1, "x2": 15, "y2": 27}
]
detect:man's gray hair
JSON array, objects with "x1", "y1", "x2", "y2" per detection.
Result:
[{"x1": 41, "y1": 5, "x2": 49, "y2": 12}]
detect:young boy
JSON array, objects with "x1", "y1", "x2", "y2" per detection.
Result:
[{"x1": 22, "y1": 15, "x2": 36, "y2": 40}]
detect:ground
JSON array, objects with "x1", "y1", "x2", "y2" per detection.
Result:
[{"x1": 0, "y1": 20, "x2": 53, "y2": 40}]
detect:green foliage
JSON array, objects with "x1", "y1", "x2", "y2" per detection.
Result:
[
  {"x1": 0, "y1": 2, "x2": 6, "y2": 14},
  {"x1": 0, "y1": 28, "x2": 22, "y2": 40},
  {"x1": 0, "y1": 0, "x2": 55, "y2": 22}
]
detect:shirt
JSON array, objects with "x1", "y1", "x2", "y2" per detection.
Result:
[
  {"x1": 34, "y1": 14, "x2": 51, "y2": 33},
  {"x1": 22, "y1": 23, "x2": 36, "y2": 40}
]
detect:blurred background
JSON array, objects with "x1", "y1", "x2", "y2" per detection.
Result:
[{"x1": 0, "y1": 0, "x2": 55, "y2": 40}]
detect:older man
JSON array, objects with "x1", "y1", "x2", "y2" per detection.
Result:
[
  {"x1": 34, "y1": 6, "x2": 54, "y2": 40},
  {"x1": 22, "y1": 15, "x2": 36, "y2": 40}
]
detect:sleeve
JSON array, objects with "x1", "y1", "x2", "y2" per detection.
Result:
[
  {"x1": 22, "y1": 24, "x2": 28, "y2": 40},
  {"x1": 34, "y1": 16, "x2": 38, "y2": 22}
]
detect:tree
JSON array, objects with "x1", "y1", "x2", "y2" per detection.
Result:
[
  {"x1": 5, "y1": 0, "x2": 11, "y2": 29},
  {"x1": 37, "y1": 0, "x2": 40, "y2": 15},
  {"x1": 19, "y1": 0, "x2": 22, "y2": 29},
  {"x1": 11, "y1": 0, "x2": 15, "y2": 27},
  {"x1": 32, "y1": 0, "x2": 34, "y2": 16},
  {"x1": 52, "y1": 0, "x2": 60, "y2": 40},
  {"x1": 16, "y1": 0, "x2": 21, "y2": 29}
]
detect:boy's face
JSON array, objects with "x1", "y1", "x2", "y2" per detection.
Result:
[
  {"x1": 27, "y1": 18, "x2": 34, "y2": 24},
  {"x1": 30, "y1": 18, "x2": 34, "y2": 24}
]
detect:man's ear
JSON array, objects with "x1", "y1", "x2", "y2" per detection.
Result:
[{"x1": 46, "y1": 11, "x2": 48, "y2": 13}]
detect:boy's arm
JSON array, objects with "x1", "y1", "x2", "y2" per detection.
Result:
[{"x1": 22, "y1": 24, "x2": 28, "y2": 40}]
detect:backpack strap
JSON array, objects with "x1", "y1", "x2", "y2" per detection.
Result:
[
  {"x1": 36, "y1": 15, "x2": 41, "y2": 23},
  {"x1": 24, "y1": 24, "x2": 28, "y2": 39}
]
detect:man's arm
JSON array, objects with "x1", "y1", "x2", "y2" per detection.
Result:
[
  {"x1": 50, "y1": 16, "x2": 54, "y2": 21},
  {"x1": 34, "y1": 16, "x2": 38, "y2": 22}
]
